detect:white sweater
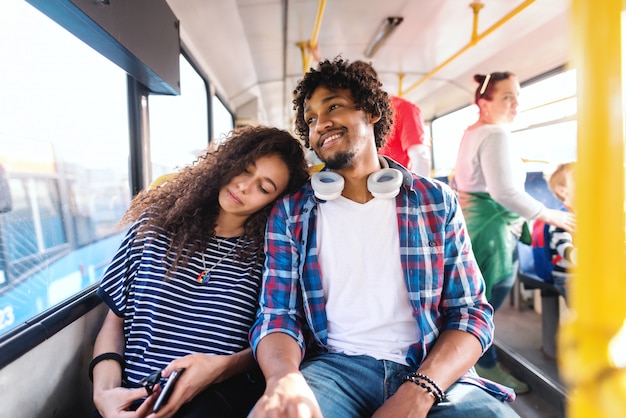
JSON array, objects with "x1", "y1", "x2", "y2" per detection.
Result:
[{"x1": 454, "y1": 124, "x2": 544, "y2": 220}]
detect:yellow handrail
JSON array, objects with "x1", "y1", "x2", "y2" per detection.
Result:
[
  {"x1": 298, "y1": 0, "x2": 327, "y2": 74},
  {"x1": 559, "y1": 1, "x2": 626, "y2": 417},
  {"x1": 397, "y1": 72, "x2": 405, "y2": 97},
  {"x1": 401, "y1": 0, "x2": 536, "y2": 97}
]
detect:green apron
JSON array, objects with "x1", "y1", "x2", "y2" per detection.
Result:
[{"x1": 457, "y1": 191, "x2": 530, "y2": 300}]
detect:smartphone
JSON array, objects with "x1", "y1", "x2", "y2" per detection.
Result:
[{"x1": 153, "y1": 368, "x2": 184, "y2": 413}]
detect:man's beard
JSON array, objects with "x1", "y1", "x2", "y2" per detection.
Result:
[{"x1": 319, "y1": 150, "x2": 355, "y2": 170}]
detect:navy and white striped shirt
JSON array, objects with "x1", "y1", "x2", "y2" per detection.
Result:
[{"x1": 98, "y1": 221, "x2": 262, "y2": 387}]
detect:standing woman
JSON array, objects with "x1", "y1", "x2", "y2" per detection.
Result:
[
  {"x1": 453, "y1": 72, "x2": 574, "y2": 394},
  {"x1": 90, "y1": 126, "x2": 309, "y2": 418}
]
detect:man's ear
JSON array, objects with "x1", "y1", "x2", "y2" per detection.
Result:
[{"x1": 369, "y1": 112, "x2": 381, "y2": 124}]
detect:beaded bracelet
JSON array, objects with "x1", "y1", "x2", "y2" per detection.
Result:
[
  {"x1": 401, "y1": 373, "x2": 445, "y2": 404},
  {"x1": 88, "y1": 352, "x2": 125, "y2": 382},
  {"x1": 412, "y1": 372, "x2": 445, "y2": 401}
]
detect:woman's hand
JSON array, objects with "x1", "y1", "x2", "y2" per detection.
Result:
[
  {"x1": 94, "y1": 386, "x2": 155, "y2": 418},
  {"x1": 540, "y1": 208, "x2": 576, "y2": 233},
  {"x1": 146, "y1": 353, "x2": 239, "y2": 418}
]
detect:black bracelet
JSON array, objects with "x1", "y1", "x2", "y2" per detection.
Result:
[
  {"x1": 88, "y1": 352, "x2": 125, "y2": 382},
  {"x1": 402, "y1": 373, "x2": 445, "y2": 404},
  {"x1": 412, "y1": 372, "x2": 445, "y2": 402}
]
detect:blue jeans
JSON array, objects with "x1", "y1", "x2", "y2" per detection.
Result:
[{"x1": 300, "y1": 353, "x2": 519, "y2": 418}]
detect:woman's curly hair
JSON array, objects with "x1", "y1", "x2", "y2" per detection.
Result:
[
  {"x1": 293, "y1": 57, "x2": 393, "y2": 149},
  {"x1": 120, "y1": 125, "x2": 309, "y2": 270}
]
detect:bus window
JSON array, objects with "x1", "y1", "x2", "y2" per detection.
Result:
[
  {"x1": 149, "y1": 55, "x2": 210, "y2": 180},
  {"x1": 212, "y1": 95, "x2": 235, "y2": 146},
  {"x1": 431, "y1": 106, "x2": 478, "y2": 178},
  {"x1": 431, "y1": 69, "x2": 578, "y2": 178},
  {"x1": 0, "y1": 0, "x2": 130, "y2": 336}
]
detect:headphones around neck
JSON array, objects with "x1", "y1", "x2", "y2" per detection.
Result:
[{"x1": 311, "y1": 158, "x2": 403, "y2": 200}]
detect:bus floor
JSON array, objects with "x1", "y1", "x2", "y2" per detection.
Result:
[{"x1": 493, "y1": 294, "x2": 568, "y2": 418}]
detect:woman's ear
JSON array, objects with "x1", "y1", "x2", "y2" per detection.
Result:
[{"x1": 477, "y1": 97, "x2": 488, "y2": 112}]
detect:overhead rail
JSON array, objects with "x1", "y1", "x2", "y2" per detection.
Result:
[
  {"x1": 297, "y1": 0, "x2": 327, "y2": 74},
  {"x1": 400, "y1": 0, "x2": 535, "y2": 97}
]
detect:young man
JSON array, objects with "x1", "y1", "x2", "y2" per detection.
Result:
[{"x1": 249, "y1": 58, "x2": 518, "y2": 418}]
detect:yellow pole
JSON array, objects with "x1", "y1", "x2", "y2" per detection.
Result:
[
  {"x1": 559, "y1": 1, "x2": 626, "y2": 417},
  {"x1": 302, "y1": 0, "x2": 327, "y2": 72},
  {"x1": 397, "y1": 73, "x2": 405, "y2": 97}
]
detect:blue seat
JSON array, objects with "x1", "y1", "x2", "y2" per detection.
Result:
[
  {"x1": 524, "y1": 171, "x2": 562, "y2": 210},
  {"x1": 517, "y1": 171, "x2": 563, "y2": 359},
  {"x1": 517, "y1": 241, "x2": 558, "y2": 291}
]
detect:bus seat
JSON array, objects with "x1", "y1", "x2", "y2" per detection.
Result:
[
  {"x1": 516, "y1": 171, "x2": 565, "y2": 359},
  {"x1": 524, "y1": 171, "x2": 562, "y2": 209}
]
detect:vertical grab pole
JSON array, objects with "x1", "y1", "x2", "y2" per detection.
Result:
[{"x1": 561, "y1": 1, "x2": 626, "y2": 417}]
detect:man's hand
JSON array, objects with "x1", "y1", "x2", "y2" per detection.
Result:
[
  {"x1": 248, "y1": 372, "x2": 322, "y2": 418},
  {"x1": 372, "y1": 382, "x2": 434, "y2": 418}
]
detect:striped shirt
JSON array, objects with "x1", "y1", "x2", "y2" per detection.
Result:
[
  {"x1": 250, "y1": 157, "x2": 515, "y2": 402},
  {"x1": 98, "y1": 221, "x2": 262, "y2": 387},
  {"x1": 547, "y1": 208, "x2": 576, "y2": 298}
]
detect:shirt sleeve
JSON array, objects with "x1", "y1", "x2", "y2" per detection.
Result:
[
  {"x1": 436, "y1": 183, "x2": 495, "y2": 351},
  {"x1": 250, "y1": 198, "x2": 307, "y2": 358},
  {"x1": 97, "y1": 222, "x2": 142, "y2": 317},
  {"x1": 480, "y1": 131, "x2": 544, "y2": 219},
  {"x1": 551, "y1": 226, "x2": 577, "y2": 264}
]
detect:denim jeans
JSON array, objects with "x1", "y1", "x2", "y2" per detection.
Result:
[{"x1": 301, "y1": 353, "x2": 519, "y2": 418}]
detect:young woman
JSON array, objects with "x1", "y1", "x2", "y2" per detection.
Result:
[
  {"x1": 453, "y1": 72, "x2": 574, "y2": 394},
  {"x1": 90, "y1": 126, "x2": 309, "y2": 418}
]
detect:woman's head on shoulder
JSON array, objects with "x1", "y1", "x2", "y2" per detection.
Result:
[
  {"x1": 123, "y1": 126, "x2": 309, "y2": 267},
  {"x1": 210, "y1": 125, "x2": 310, "y2": 199},
  {"x1": 212, "y1": 126, "x2": 310, "y2": 224},
  {"x1": 473, "y1": 71, "x2": 519, "y2": 125}
]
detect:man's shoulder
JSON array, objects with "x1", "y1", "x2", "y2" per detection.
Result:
[
  {"x1": 274, "y1": 181, "x2": 315, "y2": 210},
  {"x1": 410, "y1": 172, "x2": 454, "y2": 197}
]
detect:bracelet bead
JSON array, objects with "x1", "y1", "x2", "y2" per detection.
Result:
[
  {"x1": 401, "y1": 373, "x2": 445, "y2": 404},
  {"x1": 413, "y1": 372, "x2": 445, "y2": 401}
]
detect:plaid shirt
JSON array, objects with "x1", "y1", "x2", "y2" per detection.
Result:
[{"x1": 250, "y1": 158, "x2": 515, "y2": 402}]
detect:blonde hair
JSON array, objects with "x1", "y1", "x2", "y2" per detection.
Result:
[{"x1": 548, "y1": 162, "x2": 575, "y2": 202}]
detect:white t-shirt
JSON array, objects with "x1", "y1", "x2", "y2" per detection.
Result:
[{"x1": 317, "y1": 196, "x2": 419, "y2": 365}]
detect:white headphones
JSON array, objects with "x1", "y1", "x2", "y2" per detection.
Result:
[{"x1": 311, "y1": 158, "x2": 403, "y2": 200}]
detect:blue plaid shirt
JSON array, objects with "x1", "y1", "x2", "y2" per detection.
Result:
[{"x1": 250, "y1": 159, "x2": 515, "y2": 402}]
